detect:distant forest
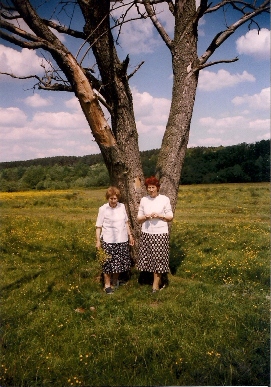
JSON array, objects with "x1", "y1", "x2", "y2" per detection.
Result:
[{"x1": 0, "y1": 140, "x2": 269, "y2": 192}]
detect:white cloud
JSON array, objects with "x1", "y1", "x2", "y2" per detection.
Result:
[
  {"x1": 65, "y1": 97, "x2": 81, "y2": 111},
  {"x1": 249, "y1": 118, "x2": 270, "y2": 131},
  {"x1": 199, "y1": 115, "x2": 246, "y2": 130},
  {"x1": 236, "y1": 28, "x2": 270, "y2": 60},
  {"x1": 0, "y1": 45, "x2": 44, "y2": 77},
  {"x1": 0, "y1": 104, "x2": 99, "y2": 161},
  {"x1": 198, "y1": 69, "x2": 255, "y2": 91},
  {"x1": 0, "y1": 107, "x2": 27, "y2": 127},
  {"x1": 132, "y1": 87, "x2": 170, "y2": 132},
  {"x1": 31, "y1": 111, "x2": 88, "y2": 130},
  {"x1": 257, "y1": 132, "x2": 270, "y2": 141},
  {"x1": 24, "y1": 94, "x2": 52, "y2": 108},
  {"x1": 232, "y1": 87, "x2": 270, "y2": 111},
  {"x1": 111, "y1": 4, "x2": 160, "y2": 54}
]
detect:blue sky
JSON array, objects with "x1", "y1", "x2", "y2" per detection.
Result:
[{"x1": 0, "y1": 1, "x2": 269, "y2": 162}]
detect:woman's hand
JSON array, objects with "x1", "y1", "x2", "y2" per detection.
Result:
[
  {"x1": 128, "y1": 235, "x2": 135, "y2": 246},
  {"x1": 96, "y1": 240, "x2": 101, "y2": 249},
  {"x1": 150, "y1": 213, "x2": 165, "y2": 220}
]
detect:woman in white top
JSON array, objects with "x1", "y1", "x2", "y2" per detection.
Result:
[
  {"x1": 137, "y1": 176, "x2": 173, "y2": 293},
  {"x1": 96, "y1": 187, "x2": 134, "y2": 294}
]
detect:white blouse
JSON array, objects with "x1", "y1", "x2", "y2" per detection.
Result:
[
  {"x1": 138, "y1": 194, "x2": 173, "y2": 234},
  {"x1": 96, "y1": 202, "x2": 129, "y2": 243}
]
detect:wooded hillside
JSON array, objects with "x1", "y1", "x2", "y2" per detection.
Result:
[{"x1": 0, "y1": 140, "x2": 269, "y2": 192}]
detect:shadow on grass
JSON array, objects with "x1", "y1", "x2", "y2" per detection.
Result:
[{"x1": 169, "y1": 241, "x2": 186, "y2": 275}]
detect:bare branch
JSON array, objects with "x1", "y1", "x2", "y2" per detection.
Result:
[
  {"x1": 142, "y1": 0, "x2": 173, "y2": 50},
  {"x1": 42, "y1": 19, "x2": 85, "y2": 39},
  {"x1": 0, "y1": 71, "x2": 47, "y2": 85},
  {"x1": 196, "y1": 57, "x2": 239, "y2": 71},
  {"x1": 93, "y1": 91, "x2": 112, "y2": 113},
  {"x1": 198, "y1": 0, "x2": 270, "y2": 66},
  {"x1": 205, "y1": 0, "x2": 270, "y2": 14},
  {"x1": 0, "y1": 28, "x2": 46, "y2": 49},
  {"x1": 0, "y1": 18, "x2": 42, "y2": 43},
  {"x1": 0, "y1": 69, "x2": 113, "y2": 115},
  {"x1": 128, "y1": 61, "x2": 145, "y2": 79},
  {"x1": 136, "y1": 0, "x2": 171, "y2": 4},
  {"x1": 38, "y1": 83, "x2": 73, "y2": 91}
]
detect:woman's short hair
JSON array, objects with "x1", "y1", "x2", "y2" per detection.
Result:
[
  {"x1": 105, "y1": 186, "x2": 121, "y2": 200},
  {"x1": 144, "y1": 176, "x2": 160, "y2": 190}
]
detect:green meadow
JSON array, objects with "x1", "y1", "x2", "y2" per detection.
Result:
[{"x1": 0, "y1": 183, "x2": 269, "y2": 386}]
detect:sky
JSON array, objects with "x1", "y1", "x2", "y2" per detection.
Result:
[{"x1": 0, "y1": 1, "x2": 270, "y2": 162}]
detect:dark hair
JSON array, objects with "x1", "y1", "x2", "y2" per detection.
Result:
[
  {"x1": 105, "y1": 186, "x2": 121, "y2": 200},
  {"x1": 144, "y1": 176, "x2": 160, "y2": 190}
]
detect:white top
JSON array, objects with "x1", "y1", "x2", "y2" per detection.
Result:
[
  {"x1": 138, "y1": 194, "x2": 173, "y2": 234},
  {"x1": 96, "y1": 202, "x2": 129, "y2": 243}
]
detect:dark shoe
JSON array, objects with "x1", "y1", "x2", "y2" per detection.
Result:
[{"x1": 105, "y1": 287, "x2": 114, "y2": 295}]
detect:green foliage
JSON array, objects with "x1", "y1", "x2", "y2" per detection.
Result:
[
  {"x1": 0, "y1": 184, "x2": 269, "y2": 386},
  {"x1": 181, "y1": 140, "x2": 270, "y2": 184},
  {"x1": 0, "y1": 141, "x2": 269, "y2": 192}
]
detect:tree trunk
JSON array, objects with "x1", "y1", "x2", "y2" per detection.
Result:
[
  {"x1": 78, "y1": 0, "x2": 145, "y2": 250},
  {"x1": 157, "y1": 0, "x2": 199, "y2": 212}
]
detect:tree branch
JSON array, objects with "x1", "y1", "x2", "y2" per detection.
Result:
[
  {"x1": 0, "y1": 71, "x2": 48, "y2": 86},
  {"x1": 0, "y1": 69, "x2": 110, "y2": 113},
  {"x1": 205, "y1": 0, "x2": 270, "y2": 14},
  {"x1": 0, "y1": 28, "x2": 46, "y2": 49},
  {"x1": 128, "y1": 61, "x2": 145, "y2": 79},
  {"x1": 196, "y1": 57, "x2": 239, "y2": 71},
  {"x1": 142, "y1": 0, "x2": 173, "y2": 50},
  {"x1": 38, "y1": 84, "x2": 73, "y2": 91},
  {"x1": 0, "y1": 18, "x2": 42, "y2": 43},
  {"x1": 42, "y1": 19, "x2": 86, "y2": 39},
  {"x1": 198, "y1": 1, "x2": 270, "y2": 66}
]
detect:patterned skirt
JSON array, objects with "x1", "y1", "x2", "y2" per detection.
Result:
[
  {"x1": 137, "y1": 232, "x2": 170, "y2": 273},
  {"x1": 101, "y1": 239, "x2": 132, "y2": 274}
]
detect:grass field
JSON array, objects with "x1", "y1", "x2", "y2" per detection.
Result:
[{"x1": 0, "y1": 183, "x2": 269, "y2": 386}]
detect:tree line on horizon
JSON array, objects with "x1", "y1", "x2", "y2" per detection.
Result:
[{"x1": 0, "y1": 140, "x2": 269, "y2": 192}]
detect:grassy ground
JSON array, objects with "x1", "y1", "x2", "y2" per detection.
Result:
[{"x1": 0, "y1": 183, "x2": 269, "y2": 386}]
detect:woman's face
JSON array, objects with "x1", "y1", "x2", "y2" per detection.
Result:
[
  {"x1": 108, "y1": 195, "x2": 118, "y2": 208},
  {"x1": 147, "y1": 184, "x2": 158, "y2": 198}
]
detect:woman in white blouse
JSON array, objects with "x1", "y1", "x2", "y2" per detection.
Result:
[
  {"x1": 137, "y1": 176, "x2": 173, "y2": 293},
  {"x1": 96, "y1": 187, "x2": 134, "y2": 294}
]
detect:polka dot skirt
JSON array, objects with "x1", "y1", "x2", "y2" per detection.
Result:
[
  {"x1": 137, "y1": 232, "x2": 170, "y2": 273},
  {"x1": 101, "y1": 239, "x2": 132, "y2": 274}
]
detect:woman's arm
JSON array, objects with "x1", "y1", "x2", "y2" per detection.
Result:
[
  {"x1": 149, "y1": 213, "x2": 173, "y2": 222},
  {"x1": 126, "y1": 221, "x2": 135, "y2": 246},
  {"x1": 137, "y1": 214, "x2": 152, "y2": 224},
  {"x1": 96, "y1": 227, "x2": 102, "y2": 249}
]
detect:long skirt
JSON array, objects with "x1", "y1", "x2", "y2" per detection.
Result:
[
  {"x1": 137, "y1": 232, "x2": 170, "y2": 273},
  {"x1": 101, "y1": 239, "x2": 132, "y2": 274}
]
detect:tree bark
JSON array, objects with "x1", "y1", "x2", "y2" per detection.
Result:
[
  {"x1": 78, "y1": 0, "x2": 146, "y2": 247},
  {"x1": 157, "y1": 0, "x2": 199, "y2": 212}
]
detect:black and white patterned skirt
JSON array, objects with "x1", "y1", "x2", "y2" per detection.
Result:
[
  {"x1": 101, "y1": 239, "x2": 132, "y2": 274},
  {"x1": 137, "y1": 232, "x2": 170, "y2": 273}
]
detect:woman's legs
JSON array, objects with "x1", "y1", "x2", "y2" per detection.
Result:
[
  {"x1": 104, "y1": 273, "x2": 111, "y2": 288},
  {"x1": 153, "y1": 272, "x2": 161, "y2": 291},
  {"x1": 112, "y1": 272, "x2": 119, "y2": 287}
]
